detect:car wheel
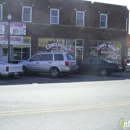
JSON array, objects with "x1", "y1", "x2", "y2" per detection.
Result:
[
  {"x1": 23, "y1": 66, "x2": 28, "y2": 76},
  {"x1": 99, "y1": 68, "x2": 108, "y2": 76},
  {"x1": 50, "y1": 67, "x2": 60, "y2": 78}
]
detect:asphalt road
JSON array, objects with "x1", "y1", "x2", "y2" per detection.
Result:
[{"x1": 0, "y1": 72, "x2": 130, "y2": 130}]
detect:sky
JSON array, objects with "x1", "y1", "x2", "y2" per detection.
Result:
[{"x1": 88, "y1": 0, "x2": 130, "y2": 9}]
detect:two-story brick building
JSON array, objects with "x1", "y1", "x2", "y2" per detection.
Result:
[{"x1": 0, "y1": 0, "x2": 129, "y2": 63}]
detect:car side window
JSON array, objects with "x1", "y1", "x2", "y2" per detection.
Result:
[
  {"x1": 30, "y1": 54, "x2": 41, "y2": 61},
  {"x1": 66, "y1": 54, "x2": 75, "y2": 60},
  {"x1": 41, "y1": 54, "x2": 53, "y2": 61},
  {"x1": 91, "y1": 58, "x2": 102, "y2": 64},
  {"x1": 54, "y1": 54, "x2": 63, "y2": 61}
]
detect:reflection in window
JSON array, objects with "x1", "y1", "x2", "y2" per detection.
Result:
[
  {"x1": 12, "y1": 45, "x2": 30, "y2": 61},
  {"x1": 41, "y1": 54, "x2": 53, "y2": 61},
  {"x1": 30, "y1": 54, "x2": 41, "y2": 61},
  {"x1": 50, "y1": 9, "x2": 59, "y2": 24},
  {"x1": 54, "y1": 54, "x2": 63, "y2": 61},
  {"x1": 22, "y1": 6, "x2": 32, "y2": 22}
]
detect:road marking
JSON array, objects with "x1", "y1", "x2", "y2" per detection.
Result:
[{"x1": 0, "y1": 101, "x2": 130, "y2": 117}]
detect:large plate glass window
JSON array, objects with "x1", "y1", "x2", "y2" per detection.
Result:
[
  {"x1": 22, "y1": 6, "x2": 32, "y2": 22},
  {"x1": 76, "y1": 11, "x2": 85, "y2": 26},
  {"x1": 0, "y1": 4, "x2": 3, "y2": 20},
  {"x1": 100, "y1": 13, "x2": 108, "y2": 28},
  {"x1": 50, "y1": 9, "x2": 59, "y2": 24},
  {"x1": 12, "y1": 45, "x2": 30, "y2": 61},
  {"x1": 66, "y1": 39, "x2": 75, "y2": 57}
]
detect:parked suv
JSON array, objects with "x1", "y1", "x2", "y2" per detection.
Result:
[{"x1": 18, "y1": 52, "x2": 78, "y2": 78}]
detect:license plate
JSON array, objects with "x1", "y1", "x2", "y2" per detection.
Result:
[{"x1": 14, "y1": 72, "x2": 18, "y2": 75}]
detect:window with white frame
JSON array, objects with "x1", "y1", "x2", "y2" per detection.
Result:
[
  {"x1": 22, "y1": 6, "x2": 32, "y2": 22},
  {"x1": 0, "y1": 4, "x2": 3, "y2": 20},
  {"x1": 100, "y1": 13, "x2": 108, "y2": 28},
  {"x1": 50, "y1": 9, "x2": 59, "y2": 24},
  {"x1": 76, "y1": 11, "x2": 85, "y2": 26}
]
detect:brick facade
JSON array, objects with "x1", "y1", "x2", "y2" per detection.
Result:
[{"x1": 0, "y1": 0, "x2": 129, "y2": 62}]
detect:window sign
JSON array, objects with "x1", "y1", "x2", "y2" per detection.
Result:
[
  {"x1": 10, "y1": 22, "x2": 26, "y2": 35},
  {"x1": 0, "y1": 22, "x2": 26, "y2": 35},
  {"x1": 0, "y1": 36, "x2": 23, "y2": 44},
  {"x1": 0, "y1": 22, "x2": 8, "y2": 34}
]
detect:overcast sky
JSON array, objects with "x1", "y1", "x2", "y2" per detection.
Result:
[{"x1": 87, "y1": 0, "x2": 130, "y2": 9}]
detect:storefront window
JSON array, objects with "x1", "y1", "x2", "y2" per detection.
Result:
[
  {"x1": 66, "y1": 39, "x2": 75, "y2": 57},
  {"x1": 76, "y1": 39, "x2": 84, "y2": 60},
  {"x1": 38, "y1": 38, "x2": 84, "y2": 60},
  {"x1": 12, "y1": 45, "x2": 30, "y2": 61},
  {"x1": 38, "y1": 38, "x2": 57, "y2": 52},
  {"x1": 90, "y1": 40, "x2": 122, "y2": 62}
]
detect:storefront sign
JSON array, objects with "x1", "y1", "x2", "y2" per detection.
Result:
[
  {"x1": 0, "y1": 22, "x2": 8, "y2": 34},
  {"x1": 46, "y1": 43, "x2": 69, "y2": 52},
  {"x1": 97, "y1": 42, "x2": 117, "y2": 53},
  {"x1": 0, "y1": 36, "x2": 23, "y2": 44},
  {"x1": 0, "y1": 22, "x2": 26, "y2": 35},
  {"x1": 10, "y1": 22, "x2": 26, "y2": 35}
]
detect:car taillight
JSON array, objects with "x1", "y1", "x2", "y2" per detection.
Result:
[
  {"x1": 65, "y1": 61, "x2": 69, "y2": 66},
  {"x1": 6, "y1": 66, "x2": 9, "y2": 72}
]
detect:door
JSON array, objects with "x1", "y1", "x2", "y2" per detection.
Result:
[
  {"x1": 89, "y1": 58, "x2": 102, "y2": 73},
  {"x1": 26, "y1": 54, "x2": 42, "y2": 72},
  {"x1": 78, "y1": 58, "x2": 92, "y2": 73},
  {"x1": 1, "y1": 46, "x2": 8, "y2": 63},
  {"x1": 39, "y1": 54, "x2": 53, "y2": 72}
]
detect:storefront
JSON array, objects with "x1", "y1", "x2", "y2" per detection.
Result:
[
  {"x1": 38, "y1": 37, "x2": 84, "y2": 61},
  {"x1": 90, "y1": 40, "x2": 122, "y2": 62},
  {"x1": 0, "y1": 36, "x2": 31, "y2": 63}
]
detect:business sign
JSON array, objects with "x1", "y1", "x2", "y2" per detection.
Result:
[
  {"x1": 0, "y1": 22, "x2": 26, "y2": 35},
  {"x1": 97, "y1": 42, "x2": 117, "y2": 53},
  {"x1": 0, "y1": 36, "x2": 23, "y2": 44},
  {"x1": 10, "y1": 22, "x2": 26, "y2": 35},
  {"x1": 46, "y1": 43, "x2": 69, "y2": 52},
  {"x1": 0, "y1": 22, "x2": 8, "y2": 34}
]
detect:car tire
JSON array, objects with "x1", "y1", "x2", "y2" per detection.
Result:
[
  {"x1": 23, "y1": 66, "x2": 28, "y2": 76},
  {"x1": 50, "y1": 67, "x2": 60, "y2": 78},
  {"x1": 99, "y1": 68, "x2": 108, "y2": 76}
]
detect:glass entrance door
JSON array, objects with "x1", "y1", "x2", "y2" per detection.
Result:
[{"x1": 1, "y1": 46, "x2": 8, "y2": 63}]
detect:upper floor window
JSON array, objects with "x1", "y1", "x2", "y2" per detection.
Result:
[
  {"x1": 0, "y1": 4, "x2": 3, "y2": 20},
  {"x1": 76, "y1": 11, "x2": 85, "y2": 26},
  {"x1": 100, "y1": 13, "x2": 108, "y2": 28},
  {"x1": 22, "y1": 6, "x2": 32, "y2": 22},
  {"x1": 50, "y1": 9, "x2": 59, "y2": 24}
]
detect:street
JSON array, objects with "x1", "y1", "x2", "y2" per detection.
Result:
[{"x1": 0, "y1": 72, "x2": 130, "y2": 130}]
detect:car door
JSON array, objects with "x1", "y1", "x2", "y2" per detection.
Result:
[
  {"x1": 26, "y1": 54, "x2": 41, "y2": 72},
  {"x1": 78, "y1": 58, "x2": 92, "y2": 73},
  {"x1": 89, "y1": 58, "x2": 103, "y2": 73},
  {"x1": 39, "y1": 54, "x2": 53, "y2": 72}
]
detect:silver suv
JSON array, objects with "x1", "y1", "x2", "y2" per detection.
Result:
[{"x1": 18, "y1": 52, "x2": 78, "y2": 78}]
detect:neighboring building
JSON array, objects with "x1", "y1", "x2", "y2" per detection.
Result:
[{"x1": 0, "y1": 0, "x2": 129, "y2": 63}]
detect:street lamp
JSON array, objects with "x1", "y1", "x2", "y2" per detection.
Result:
[{"x1": 7, "y1": 14, "x2": 12, "y2": 63}]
